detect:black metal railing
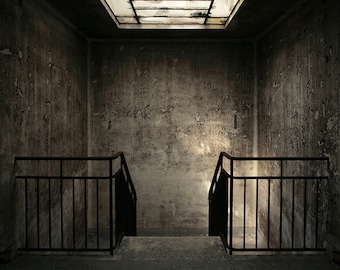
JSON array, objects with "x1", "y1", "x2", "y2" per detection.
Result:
[
  {"x1": 15, "y1": 152, "x2": 136, "y2": 255},
  {"x1": 209, "y1": 152, "x2": 329, "y2": 255},
  {"x1": 115, "y1": 154, "x2": 137, "y2": 244}
]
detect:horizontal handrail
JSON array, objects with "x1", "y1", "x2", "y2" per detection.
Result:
[
  {"x1": 121, "y1": 154, "x2": 137, "y2": 202},
  {"x1": 15, "y1": 176, "x2": 112, "y2": 179},
  {"x1": 218, "y1": 151, "x2": 330, "y2": 161},
  {"x1": 15, "y1": 153, "x2": 123, "y2": 161},
  {"x1": 222, "y1": 175, "x2": 328, "y2": 180},
  {"x1": 209, "y1": 151, "x2": 329, "y2": 200},
  {"x1": 208, "y1": 154, "x2": 224, "y2": 200},
  {"x1": 230, "y1": 176, "x2": 328, "y2": 180}
]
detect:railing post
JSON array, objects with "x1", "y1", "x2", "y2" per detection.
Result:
[
  {"x1": 96, "y1": 177, "x2": 99, "y2": 249},
  {"x1": 255, "y1": 178, "x2": 259, "y2": 249},
  {"x1": 25, "y1": 177, "x2": 28, "y2": 249},
  {"x1": 72, "y1": 177, "x2": 76, "y2": 250},
  {"x1": 48, "y1": 177, "x2": 52, "y2": 250},
  {"x1": 84, "y1": 176, "x2": 88, "y2": 249},
  {"x1": 37, "y1": 177, "x2": 40, "y2": 249},
  {"x1": 243, "y1": 178, "x2": 246, "y2": 249},
  {"x1": 220, "y1": 153, "x2": 223, "y2": 171},
  {"x1": 60, "y1": 159, "x2": 63, "y2": 249},
  {"x1": 229, "y1": 158, "x2": 233, "y2": 255},
  {"x1": 109, "y1": 158, "x2": 113, "y2": 256},
  {"x1": 226, "y1": 172, "x2": 229, "y2": 248},
  {"x1": 315, "y1": 178, "x2": 319, "y2": 249},
  {"x1": 280, "y1": 159, "x2": 283, "y2": 249}
]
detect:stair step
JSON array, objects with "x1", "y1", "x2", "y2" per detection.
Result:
[{"x1": 114, "y1": 236, "x2": 228, "y2": 260}]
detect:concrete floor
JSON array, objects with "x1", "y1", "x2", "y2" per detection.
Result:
[{"x1": 1, "y1": 236, "x2": 339, "y2": 270}]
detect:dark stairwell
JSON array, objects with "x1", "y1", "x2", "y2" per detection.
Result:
[{"x1": 7, "y1": 152, "x2": 338, "y2": 270}]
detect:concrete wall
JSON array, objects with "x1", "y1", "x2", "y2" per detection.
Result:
[
  {"x1": 256, "y1": 0, "x2": 339, "y2": 251},
  {"x1": 90, "y1": 40, "x2": 254, "y2": 231},
  {"x1": 0, "y1": 0, "x2": 88, "y2": 259},
  {"x1": 2, "y1": 0, "x2": 338, "y2": 258}
]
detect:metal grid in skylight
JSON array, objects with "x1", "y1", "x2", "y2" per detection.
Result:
[{"x1": 100, "y1": 0, "x2": 244, "y2": 29}]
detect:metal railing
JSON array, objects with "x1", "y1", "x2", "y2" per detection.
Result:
[
  {"x1": 209, "y1": 152, "x2": 329, "y2": 255},
  {"x1": 15, "y1": 152, "x2": 136, "y2": 255}
]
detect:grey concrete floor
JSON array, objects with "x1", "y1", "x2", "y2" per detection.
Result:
[{"x1": 1, "y1": 236, "x2": 339, "y2": 270}]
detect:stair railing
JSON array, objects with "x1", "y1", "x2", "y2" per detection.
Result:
[
  {"x1": 209, "y1": 152, "x2": 329, "y2": 255},
  {"x1": 15, "y1": 152, "x2": 136, "y2": 255}
]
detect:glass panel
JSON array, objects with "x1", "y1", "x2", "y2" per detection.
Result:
[
  {"x1": 101, "y1": 0, "x2": 243, "y2": 29},
  {"x1": 136, "y1": 9, "x2": 208, "y2": 18},
  {"x1": 133, "y1": 1, "x2": 211, "y2": 11},
  {"x1": 210, "y1": 0, "x2": 230, "y2": 17},
  {"x1": 139, "y1": 17, "x2": 205, "y2": 25},
  {"x1": 225, "y1": 0, "x2": 240, "y2": 13},
  {"x1": 105, "y1": 0, "x2": 135, "y2": 16}
]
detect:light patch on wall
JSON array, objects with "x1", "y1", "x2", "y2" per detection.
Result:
[{"x1": 100, "y1": 0, "x2": 244, "y2": 29}]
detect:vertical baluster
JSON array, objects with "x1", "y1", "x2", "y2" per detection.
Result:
[
  {"x1": 243, "y1": 178, "x2": 246, "y2": 249},
  {"x1": 25, "y1": 177, "x2": 28, "y2": 249},
  {"x1": 292, "y1": 178, "x2": 295, "y2": 249},
  {"x1": 255, "y1": 178, "x2": 258, "y2": 249},
  {"x1": 49, "y1": 177, "x2": 51, "y2": 249},
  {"x1": 267, "y1": 178, "x2": 270, "y2": 249},
  {"x1": 73, "y1": 178, "x2": 76, "y2": 250},
  {"x1": 84, "y1": 178, "x2": 87, "y2": 249},
  {"x1": 60, "y1": 160, "x2": 63, "y2": 249},
  {"x1": 229, "y1": 159, "x2": 233, "y2": 255},
  {"x1": 279, "y1": 179, "x2": 283, "y2": 249},
  {"x1": 226, "y1": 174, "x2": 229, "y2": 247},
  {"x1": 37, "y1": 177, "x2": 40, "y2": 249},
  {"x1": 315, "y1": 178, "x2": 319, "y2": 249},
  {"x1": 109, "y1": 160, "x2": 113, "y2": 255},
  {"x1": 280, "y1": 160, "x2": 283, "y2": 249},
  {"x1": 303, "y1": 178, "x2": 307, "y2": 249},
  {"x1": 96, "y1": 178, "x2": 99, "y2": 249}
]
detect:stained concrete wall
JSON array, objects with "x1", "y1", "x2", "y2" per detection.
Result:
[
  {"x1": 90, "y1": 41, "x2": 254, "y2": 231},
  {"x1": 256, "y1": 0, "x2": 339, "y2": 251},
  {"x1": 0, "y1": 0, "x2": 88, "y2": 259},
  {"x1": 2, "y1": 0, "x2": 338, "y2": 259}
]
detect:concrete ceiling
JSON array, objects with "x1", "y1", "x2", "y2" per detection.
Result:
[{"x1": 44, "y1": 0, "x2": 306, "y2": 39}]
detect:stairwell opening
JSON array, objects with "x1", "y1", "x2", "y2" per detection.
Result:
[{"x1": 209, "y1": 152, "x2": 329, "y2": 255}]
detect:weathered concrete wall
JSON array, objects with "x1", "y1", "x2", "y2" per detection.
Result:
[
  {"x1": 0, "y1": 0, "x2": 87, "y2": 259},
  {"x1": 90, "y1": 41, "x2": 254, "y2": 231},
  {"x1": 256, "y1": 0, "x2": 339, "y2": 251},
  {"x1": 4, "y1": 0, "x2": 337, "y2": 257}
]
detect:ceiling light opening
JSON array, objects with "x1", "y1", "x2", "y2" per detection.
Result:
[{"x1": 100, "y1": 0, "x2": 244, "y2": 29}]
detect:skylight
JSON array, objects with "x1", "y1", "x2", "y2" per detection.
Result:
[{"x1": 100, "y1": 0, "x2": 244, "y2": 29}]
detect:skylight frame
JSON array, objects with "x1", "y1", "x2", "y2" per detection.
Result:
[{"x1": 100, "y1": 0, "x2": 244, "y2": 29}]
